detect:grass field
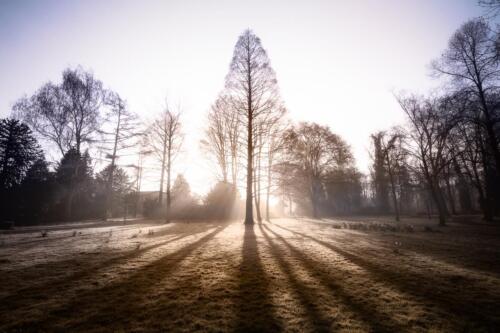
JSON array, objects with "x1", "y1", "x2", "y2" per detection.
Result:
[{"x1": 0, "y1": 217, "x2": 499, "y2": 332}]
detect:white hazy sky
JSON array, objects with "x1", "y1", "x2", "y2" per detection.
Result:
[{"x1": 0, "y1": 0, "x2": 485, "y2": 194}]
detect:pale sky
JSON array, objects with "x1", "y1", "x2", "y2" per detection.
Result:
[{"x1": 0, "y1": 0, "x2": 485, "y2": 195}]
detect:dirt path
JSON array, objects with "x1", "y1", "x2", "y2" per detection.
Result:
[{"x1": 0, "y1": 218, "x2": 499, "y2": 332}]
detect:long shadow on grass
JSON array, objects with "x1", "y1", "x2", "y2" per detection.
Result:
[
  {"x1": 2, "y1": 224, "x2": 227, "y2": 332},
  {"x1": 0, "y1": 223, "x2": 222, "y2": 310},
  {"x1": 0, "y1": 232, "x2": 194, "y2": 314},
  {"x1": 275, "y1": 223, "x2": 500, "y2": 331},
  {"x1": 233, "y1": 224, "x2": 282, "y2": 332},
  {"x1": 258, "y1": 223, "x2": 333, "y2": 332},
  {"x1": 264, "y1": 224, "x2": 408, "y2": 332},
  {"x1": 1, "y1": 222, "x2": 219, "y2": 297}
]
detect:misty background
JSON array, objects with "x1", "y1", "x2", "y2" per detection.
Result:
[{"x1": 0, "y1": 0, "x2": 485, "y2": 195}]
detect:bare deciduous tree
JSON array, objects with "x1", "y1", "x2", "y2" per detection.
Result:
[
  {"x1": 224, "y1": 29, "x2": 281, "y2": 225},
  {"x1": 201, "y1": 94, "x2": 240, "y2": 186},
  {"x1": 14, "y1": 67, "x2": 105, "y2": 156},
  {"x1": 146, "y1": 102, "x2": 182, "y2": 223},
  {"x1": 432, "y1": 19, "x2": 500, "y2": 189},
  {"x1": 99, "y1": 92, "x2": 141, "y2": 220},
  {"x1": 370, "y1": 129, "x2": 406, "y2": 221},
  {"x1": 281, "y1": 122, "x2": 353, "y2": 218},
  {"x1": 397, "y1": 94, "x2": 458, "y2": 225}
]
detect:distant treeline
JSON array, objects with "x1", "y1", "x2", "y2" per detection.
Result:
[{"x1": 1, "y1": 15, "x2": 500, "y2": 226}]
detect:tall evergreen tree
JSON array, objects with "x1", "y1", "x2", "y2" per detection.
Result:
[
  {"x1": 18, "y1": 158, "x2": 54, "y2": 223},
  {"x1": 56, "y1": 148, "x2": 94, "y2": 220},
  {"x1": 0, "y1": 118, "x2": 43, "y2": 189},
  {"x1": 0, "y1": 118, "x2": 43, "y2": 221}
]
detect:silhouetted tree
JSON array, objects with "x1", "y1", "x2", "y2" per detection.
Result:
[
  {"x1": 225, "y1": 29, "x2": 282, "y2": 225},
  {"x1": 479, "y1": 0, "x2": 500, "y2": 17},
  {"x1": 432, "y1": 18, "x2": 500, "y2": 213},
  {"x1": 280, "y1": 122, "x2": 354, "y2": 218},
  {"x1": 0, "y1": 118, "x2": 43, "y2": 221},
  {"x1": 454, "y1": 118, "x2": 495, "y2": 219},
  {"x1": 96, "y1": 164, "x2": 133, "y2": 217},
  {"x1": 397, "y1": 94, "x2": 458, "y2": 225},
  {"x1": 14, "y1": 66, "x2": 105, "y2": 156},
  {"x1": 251, "y1": 106, "x2": 287, "y2": 222},
  {"x1": 202, "y1": 94, "x2": 240, "y2": 185},
  {"x1": 370, "y1": 129, "x2": 406, "y2": 221},
  {"x1": 146, "y1": 103, "x2": 182, "y2": 222},
  {"x1": 55, "y1": 148, "x2": 94, "y2": 220},
  {"x1": 370, "y1": 132, "x2": 390, "y2": 214},
  {"x1": 17, "y1": 158, "x2": 55, "y2": 223},
  {"x1": 99, "y1": 92, "x2": 140, "y2": 219},
  {"x1": 0, "y1": 118, "x2": 43, "y2": 189}
]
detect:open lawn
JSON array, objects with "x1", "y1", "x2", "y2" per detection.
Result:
[{"x1": 0, "y1": 217, "x2": 499, "y2": 332}]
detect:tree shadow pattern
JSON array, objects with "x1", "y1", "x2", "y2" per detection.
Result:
[
  {"x1": 233, "y1": 224, "x2": 282, "y2": 332},
  {"x1": 275, "y1": 223, "x2": 500, "y2": 332},
  {"x1": 1, "y1": 224, "x2": 227, "y2": 331},
  {"x1": 2, "y1": 219, "x2": 499, "y2": 332}
]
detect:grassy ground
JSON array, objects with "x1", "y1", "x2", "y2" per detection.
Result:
[{"x1": 0, "y1": 217, "x2": 499, "y2": 332}]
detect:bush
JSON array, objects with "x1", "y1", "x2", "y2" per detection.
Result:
[{"x1": 143, "y1": 198, "x2": 163, "y2": 218}]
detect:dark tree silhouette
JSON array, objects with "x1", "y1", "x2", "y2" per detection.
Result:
[
  {"x1": 14, "y1": 66, "x2": 105, "y2": 156},
  {"x1": 370, "y1": 129, "x2": 406, "y2": 221},
  {"x1": 432, "y1": 19, "x2": 500, "y2": 211},
  {"x1": 225, "y1": 30, "x2": 281, "y2": 225},
  {"x1": 18, "y1": 158, "x2": 54, "y2": 223},
  {"x1": 370, "y1": 132, "x2": 390, "y2": 214},
  {"x1": 397, "y1": 95, "x2": 459, "y2": 226},
  {"x1": 0, "y1": 118, "x2": 43, "y2": 221},
  {"x1": 55, "y1": 148, "x2": 94, "y2": 220},
  {"x1": 0, "y1": 118, "x2": 43, "y2": 190},
  {"x1": 96, "y1": 165, "x2": 133, "y2": 218},
  {"x1": 478, "y1": 0, "x2": 500, "y2": 17}
]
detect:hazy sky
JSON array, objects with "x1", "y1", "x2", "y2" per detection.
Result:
[{"x1": 0, "y1": 0, "x2": 486, "y2": 194}]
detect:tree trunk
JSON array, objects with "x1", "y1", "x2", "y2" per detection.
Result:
[
  {"x1": 444, "y1": 174, "x2": 456, "y2": 215},
  {"x1": 166, "y1": 140, "x2": 172, "y2": 223},
  {"x1": 478, "y1": 85, "x2": 500, "y2": 216},
  {"x1": 244, "y1": 53, "x2": 254, "y2": 225},
  {"x1": 479, "y1": 137, "x2": 495, "y2": 221},
  {"x1": 389, "y1": 180, "x2": 400, "y2": 222},
  {"x1": 453, "y1": 157, "x2": 472, "y2": 213},
  {"x1": 478, "y1": 86, "x2": 500, "y2": 174},
  {"x1": 386, "y1": 160, "x2": 400, "y2": 222},
  {"x1": 254, "y1": 136, "x2": 262, "y2": 223},
  {"x1": 429, "y1": 182, "x2": 447, "y2": 226},
  {"x1": 104, "y1": 108, "x2": 122, "y2": 221},
  {"x1": 311, "y1": 181, "x2": 318, "y2": 219},
  {"x1": 158, "y1": 129, "x2": 167, "y2": 205},
  {"x1": 265, "y1": 156, "x2": 272, "y2": 221},
  {"x1": 245, "y1": 117, "x2": 254, "y2": 224}
]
